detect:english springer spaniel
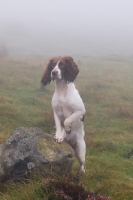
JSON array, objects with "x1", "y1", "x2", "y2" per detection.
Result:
[{"x1": 41, "y1": 56, "x2": 86, "y2": 172}]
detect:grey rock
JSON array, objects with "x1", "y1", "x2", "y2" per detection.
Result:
[{"x1": 0, "y1": 127, "x2": 74, "y2": 182}]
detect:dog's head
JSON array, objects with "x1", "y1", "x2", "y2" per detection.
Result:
[{"x1": 41, "y1": 56, "x2": 79, "y2": 86}]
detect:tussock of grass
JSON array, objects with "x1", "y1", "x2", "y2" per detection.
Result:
[
  {"x1": 0, "y1": 55, "x2": 133, "y2": 199},
  {"x1": 0, "y1": 173, "x2": 111, "y2": 200}
]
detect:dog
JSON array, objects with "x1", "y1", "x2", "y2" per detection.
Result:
[{"x1": 41, "y1": 56, "x2": 86, "y2": 172}]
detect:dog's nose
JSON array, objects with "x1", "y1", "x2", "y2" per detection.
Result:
[{"x1": 52, "y1": 71, "x2": 58, "y2": 76}]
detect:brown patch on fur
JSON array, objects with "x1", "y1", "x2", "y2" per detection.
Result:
[
  {"x1": 81, "y1": 115, "x2": 85, "y2": 122},
  {"x1": 62, "y1": 56, "x2": 79, "y2": 83},
  {"x1": 41, "y1": 56, "x2": 79, "y2": 86}
]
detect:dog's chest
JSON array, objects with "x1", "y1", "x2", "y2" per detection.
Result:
[{"x1": 52, "y1": 96, "x2": 73, "y2": 120}]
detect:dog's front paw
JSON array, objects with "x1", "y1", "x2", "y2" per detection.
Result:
[
  {"x1": 54, "y1": 135, "x2": 63, "y2": 143},
  {"x1": 64, "y1": 119, "x2": 71, "y2": 134}
]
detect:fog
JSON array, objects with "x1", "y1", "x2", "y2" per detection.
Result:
[{"x1": 0, "y1": 0, "x2": 133, "y2": 56}]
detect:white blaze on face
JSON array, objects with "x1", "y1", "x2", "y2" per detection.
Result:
[{"x1": 51, "y1": 61, "x2": 62, "y2": 79}]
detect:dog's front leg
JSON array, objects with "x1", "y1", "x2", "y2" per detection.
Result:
[
  {"x1": 64, "y1": 118, "x2": 72, "y2": 134},
  {"x1": 64, "y1": 111, "x2": 85, "y2": 133},
  {"x1": 54, "y1": 111, "x2": 64, "y2": 143}
]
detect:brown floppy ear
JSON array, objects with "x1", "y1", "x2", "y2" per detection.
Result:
[
  {"x1": 41, "y1": 59, "x2": 53, "y2": 86},
  {"x1": 64, "y1": 56, "x2": 79, "y2": 83}
]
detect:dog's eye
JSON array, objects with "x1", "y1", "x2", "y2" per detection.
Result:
[
  {"x1": 59, "y1": 62, "x2": 65, "y2": 69},
  {"x1": 51, "y1": 63, "x2": 56, "y2": 69}
]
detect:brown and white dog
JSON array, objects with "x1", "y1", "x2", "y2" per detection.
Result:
[{"x1": 41, "y1": 56, "x2": 86, "y2": 172}]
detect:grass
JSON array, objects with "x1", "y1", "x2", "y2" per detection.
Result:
[{"x1": 0, "y1": 55, "x2": 133, "y2": 199}]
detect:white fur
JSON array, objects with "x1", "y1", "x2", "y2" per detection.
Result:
[{"x1": 51, "y1": 62, "x2": 86, "y2": 172}]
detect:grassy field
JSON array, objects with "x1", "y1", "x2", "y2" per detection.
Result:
[{"x1": 0, "y1": 55, "x2": 133, "y2": 199}]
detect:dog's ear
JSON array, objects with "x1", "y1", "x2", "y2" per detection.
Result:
[
  {"x1": 41, "y1": 59, "x2": 53, "y2": 86},
  {"x1": 64, "y1": 56, "x2": 79, "y2": 83}
]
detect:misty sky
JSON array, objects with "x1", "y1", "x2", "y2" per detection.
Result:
[{"x1": 0, "y1": 0, "x2": 133, "y2": 56}]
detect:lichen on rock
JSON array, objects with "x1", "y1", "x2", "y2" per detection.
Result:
[{"x1": 0, "y1": 127, "x2": 74, "y2": 182}]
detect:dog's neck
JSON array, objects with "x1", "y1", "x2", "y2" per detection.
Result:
[{"x1": 54, "y1": 79, "x2": 68, "y2": 96}]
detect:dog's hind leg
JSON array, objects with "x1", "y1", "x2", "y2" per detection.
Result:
[{"x1": 74, "y1": 138, "x2": 86, "y2": 173}]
